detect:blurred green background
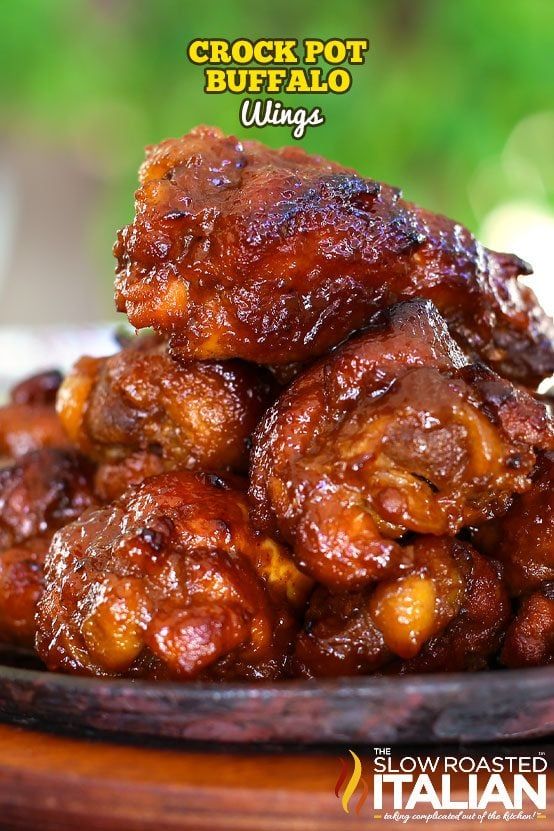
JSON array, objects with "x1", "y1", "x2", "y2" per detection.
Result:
[{"x1": 0, "y1": 0, "x2": 553, "y2": 325}]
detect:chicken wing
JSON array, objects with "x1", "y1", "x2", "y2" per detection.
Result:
[
  {"x1": 500, "y1": 585, "x2": 554, "y2": 668},
  {"x1": 250, "y1": 300, "x2": 553, "y2": 589},
  {"x1": 474, "y1": 452, "x2": 554, "y2": 595},
  {"x1": 0, "y1": 370, "x2": 67, "y2": 460},
  {"x1": 0, "y1": 448, "x2": 95, "y2": 646},
  {"x1": 114, "y1": 126, "x2": 554, "y2": 384},
  {"x1": 36, "y1": 471, "x2": 311, "y2": 679},
  {"x1": 293, "y1": 538, "x2": 509, "y2": 677},
  {"x1": 57, "y1": 336, "x2": 275, "y2": 474}
]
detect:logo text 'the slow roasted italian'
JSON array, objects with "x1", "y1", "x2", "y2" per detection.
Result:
[{"x1": 335, "y1": 748, "x2": 547, "y2": 823}]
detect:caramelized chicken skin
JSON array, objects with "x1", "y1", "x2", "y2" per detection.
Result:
[
  {"x1": 36, "y1": 471, "x2": 311, "y2": 679},
  {"x1": 10, "y1": 370, "x2": 63, "y2": 406},
  {"x1": 400, "y1": 544, "x2": 510, "y2": 673},
  {"x1": 94, "y1": 450, "x2": 166, "y2": 501},
  {"x1": 1, "y1": 125, "x2": 552, "y2": 680},
  {"x1": 57, "y1": 336, "x2": 275, "y2": 473},
  {"x1": 0, "y1": 536, "x2": 51, "y2": 647},
  {"x1": 474, "y1": 452, "x2": 554, "y2": 595},
  {"x1": 114, "y1": 126, "x2": 554, "y2": 384},
  {"x1": 0, "y1": 370, "x2": 67, "y2": 460},
  {"x1": 501, "y1": 584, "x2": 554, "y2": 668},
  {"x1": 250, "y1": 300, "x2": 553, "y2": 590},
  {"x1": 0, "y1": 448, "x2": 96, "y2": 647},
  {"x1": 294, "y1": 538, "x2": 509, "y2": 677}
]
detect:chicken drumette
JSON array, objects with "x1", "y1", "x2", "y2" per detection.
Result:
[
  {"x1": 474, "y1": 452, "x2": 554, "y2": 595},
  {"x1": 0, "y1": 370, "x2": 67, "y2": 460},
  {"x1": 250, "y1": 300, "x2": 553, "y2": 590},
  {"x1": 500, "y1": 585, "x2": 554, "y2": 668},
  {"x1": 114, "y1": 126, "x2": 554, "y2": 385},
  {"x1": 294, "y1": 537, "x2": 509, "y2": 677},
  {"x1": 0, "y1": 448, "x2": 96, "y2": 646},
  {"x1": 57, "y1": 336, "x2": 275, "y2": 497},
  {"x1": 36, "y1": 471, "x2": 311, "y2": 679}
]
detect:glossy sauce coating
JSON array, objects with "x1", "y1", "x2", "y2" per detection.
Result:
[
  {"x1": 294, "y1": 538, "x2": 509, "y2": 677},
  {"x1": 94, "y1": 451, "x2": 166, "y2": 502},
  {"x1": 400, "y1": 545, "x2": 510, "y2": 673},
  {"x1": 0, "y1": 370, "x2": 68, "y2": 460},
  {"x1": 114, "y1": 126, "x2": 554, "y2": 384},
  {"x1": 501, "y1": 584, "x2": 554, "y2": 668},
  {"x1": 250, "y1": 300, "x2": 553, "y2": 590},
  {"x1": 10, "y1": 370, "x2": 63, "y2": 406},
  {"x1": 57, "y1": 336, "x2": 275, "y2": 473},
  {"x1": 36, "y1": 471, "x2": 312, "y2": 679},
  {"x1": 0, "y1": 449, "x2": 96, "y2": 647},
  {"x1": 0, "y1": 536, "x2": 50, "y2": 646},
  {"x1": 474, "y1": 452, "x2": 554, "y2": 595}
]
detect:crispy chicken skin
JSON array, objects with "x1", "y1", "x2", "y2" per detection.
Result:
[
  {"x1": 114, "y1": 126, "x2": 554, "y2": 384},
  {"x1": 400, "y1": 545, "x2": 510, "y2": 673},
  {"x1": 249, "y1": 300, "x2": 553, "y2": 590},
  {"x1": 36, "y1": 471, "x2": 312, "y2": 679},
  {"x1": 57, "y1": 336, "x2": 275, "y2": 473},
  {"x1": 0, "y1": 449, "x2": 95, "y2": 646},
  {"x1": 94, "y1": 451, "x2": 166, "y2": 502},
  {"x1": 0, "y1": 370, "x2": 67, "y2": 460},
  {"x1": 500, "y1": 584, "x2": 554, "y2": 668},
  {"x1": 474, "y1": 452, "x2": 554, "y2": 595},
  {"x1": 10, "y1": 370, "x2": 63, "y2": 406},
  {"x1": 294, "y1": 538, "x2": 509, "y2": 677},
  {"x1": 0, "y1": 537, "x2": 50, "y2": 647}
]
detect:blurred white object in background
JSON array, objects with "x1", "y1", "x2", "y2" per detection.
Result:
[
  {"x1": 480, "y1": 200, "x2": 554, "y2": 317},
  {"x1": 476, "y1": 111, "x2": 554, "y2": 321},
  {"x1": 0, "y1": 324, "x2": 122, "y2": 400}
]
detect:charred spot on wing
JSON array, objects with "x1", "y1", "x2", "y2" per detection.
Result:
[
  {"x1": 493, "y1": 250, "x2": 533, "y2": 277},
  {"x1": 163, "y1": 210, "x2": 188, "y2": 221},
  {"x1": 315, "y1": 173, "x2": 381, "y2": 203},
  {"x1": 388, "y1": 213, "x2": 427, "y2": 254},
  {"x1": 273, "y1": 174, "x2": 381, "y2": 229},
  {"x1": 203, "y1": 472, "x2": 228, "y2": 490}
]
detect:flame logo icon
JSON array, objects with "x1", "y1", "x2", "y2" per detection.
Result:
[{"x1": 335, "y1": 750, "x2": 370, "y2": 815}]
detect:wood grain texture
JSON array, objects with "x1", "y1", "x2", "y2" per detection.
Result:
[{"x1": 0, "y1": 725, "x2": 552, "y2": 831}]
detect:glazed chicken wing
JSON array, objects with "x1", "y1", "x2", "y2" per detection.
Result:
[
  {"x1": 36, "y1": 471, "x2": 312, "y2": 679},
  {"x1": 0, "y1": 537, "x2": 51, "y2": 647},
  {"x1": 0, "y1": 370, "x2": 67, "y2": 460},
  {"x1": 500, "y1": 584, "x2": 554, "y2": 668},
  {"x1": 57, "y1": 336, "x2": 275, "y2": 474},
  {"x1": 250, "y1": 300, "x2": 553, "y2": 589},
  {"x1": 93, "y1": 450, "x2": 166, "y2": 502},
  {"x1": 294, "y1": 538, "x2": 509, "y2": 677},
  {"x1": 114, "y1": 126, "x2": 554, "y2": 384},
  {"x1": 474, "y1": 452, "x2": 554, "y2": 595},
  {"x1": 0, "y1": 448, "x2": 95, "y2": 646}
]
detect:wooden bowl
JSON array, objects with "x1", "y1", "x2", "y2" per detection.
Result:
[{"x1": 0, "y1": 661, "x2": 553, "y2": 746}]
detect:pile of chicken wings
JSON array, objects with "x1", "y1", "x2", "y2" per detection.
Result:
[{"x1": 2, "y1": 126, "x2": 553, "y2": 679}]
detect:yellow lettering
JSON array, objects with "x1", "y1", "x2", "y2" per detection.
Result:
[
  {"x1": 304, "y1": 39, "x2": 325, "y2": 64},
  {"x1": 345, "y1": 39, "x2": 369, "y2": 64},
  {"x1": 204, "y1": 68, "x2": 227, "y2": 93},
  {"x1": 286, "y1": 69, "x2": 311, "y2": 93},
  {"x1": 187, "y1": 39, "x2": 209, "y2": 64},
  {"x1": 265, "y1": 69, "x2": 288, "y2": 93},
  {"x1": 323, "y1": 39, "x2": 347, "y2": 64},
  {"x1": 327, "y1": 68, "x2": 351, "y2": 93}
]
